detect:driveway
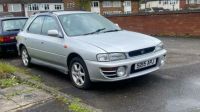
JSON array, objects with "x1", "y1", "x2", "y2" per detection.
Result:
[{"x1": 2, "y1": 37, "x2": 200, "y2": 112}]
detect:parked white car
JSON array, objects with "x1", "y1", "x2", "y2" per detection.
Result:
[{"x1": 17, "y1": 11, "x2": 167, "y2": 89}]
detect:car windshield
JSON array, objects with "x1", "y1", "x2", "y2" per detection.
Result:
[
  {"x1": 2, "y1": 19, "x2": 27, "y2": 32},
  {"x1": 58, "y1": 13, "x2": 121, "y2": 37}
]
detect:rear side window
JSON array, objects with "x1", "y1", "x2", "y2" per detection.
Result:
[
  {"x1": 28, "y1": 16, "x2": 44, "y2": 34},
  {"x1": 42, "y1": 16, "x2": 59, "y2": 35},
  {"x1": 2, "y1": 19, "x2": 27, "y2": 32}
]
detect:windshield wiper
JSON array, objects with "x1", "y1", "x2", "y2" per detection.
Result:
[
  {"x1": 5, "y1": 29, "x2": 20, "y2": 31},
  {"x1": 83, "y1": 28, "x2": 106, "y2": 35},
  {"x1": 103, "y1": 29, "x2": 121, "y2": 33}
]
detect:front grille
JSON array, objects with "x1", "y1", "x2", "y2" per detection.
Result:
[
  {"x1": 128, "y1": 47, "x2": 155, "y2": 57},
  {"x1": 130, "y1": 58, "x2": 158, "y2": 74}
]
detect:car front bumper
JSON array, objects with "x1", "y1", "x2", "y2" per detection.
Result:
[{"x1": 85, "y1": 49, "x2": 167, "y2": 82}]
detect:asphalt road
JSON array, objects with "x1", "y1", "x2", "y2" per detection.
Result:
[{"x1": 2, "y1": 37, "x2": 200, "y2": 112}]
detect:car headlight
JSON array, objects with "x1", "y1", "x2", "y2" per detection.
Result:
[
  {"x1": 155, "y1": 42, "x2": 164, "y2": 52},
  {"x1": 97, "y1": 53, "x2": 127, "y2": 62}
]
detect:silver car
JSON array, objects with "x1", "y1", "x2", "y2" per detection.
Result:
[{"x1": 17, "y1": 11, "x2": 167, "y2": 89}]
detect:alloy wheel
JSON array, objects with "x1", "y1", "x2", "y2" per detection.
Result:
[
  {"x1": 71, "y1": 62, "x2": 86, "y2": 86},
  {"x1": 22, "y1": 48, "x2": 29, "y2": 66}
]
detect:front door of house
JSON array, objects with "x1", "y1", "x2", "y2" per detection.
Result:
[
  {"x1": 91, "y1": 1, "x2": 100, "y2": 14},
  {"x1": 124, "y1": 1, "x2": 132, "y2": 14}
]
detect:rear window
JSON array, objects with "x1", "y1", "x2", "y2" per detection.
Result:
[{"x1": 2, "y1": 19, "x2": 27, "y2": 32}]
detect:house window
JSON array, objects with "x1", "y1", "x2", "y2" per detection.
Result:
[
  {"x1": 159, "y1": 0, "x2": 161, "y2": 4},
  {"x1": 8, "y1": 4, "x2": 22, "y2": 12},
  {"x1": 102, "y1": 1, "x2": 112, "y2": 7},
  {"x1": 55, "y1": 5, "x2": 62, "y2": 10},
  {"x1": 0, "y1": 4, "x2": 3, "y2": 12},
  {"x1": 44, "y1": 4, "x2": 49, "y2": 10},
  {"x1": 28, "y1": 4, "x2": 39, "y2": 11},
  {"x1": 163, "y1": 0, "x2": 167, "y2": 5},
  {"x1": 189, "y1": 0, "x2": 198, "y2": 4},
  {"x1": 113, "y1": 1, "x2": 121, "y2": 7},
  {"x1": 66, "y1": 2, "x2": 75, "y2": 8},
  {"x1": 92, "y1": 1, "x2": 99, "y2": 7}
]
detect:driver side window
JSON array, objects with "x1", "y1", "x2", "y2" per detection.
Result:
[
  {"x1": 42, "y1": 16, "x2": 60, "y2": 36},
  {"x1": 28, "y1": 16, "x2": 44, "y2": 34}
]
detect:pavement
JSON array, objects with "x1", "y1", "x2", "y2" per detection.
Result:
[
  {"x1": 0, "y1": 85, "x2": 54, "y2": 112},
  {"x1": 1, "y1": 36, "x2": 200, "y2": 112}
]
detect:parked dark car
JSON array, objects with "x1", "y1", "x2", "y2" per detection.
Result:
[{"x1": 0, "y1": 17, "x2": 28, "y2": 53}]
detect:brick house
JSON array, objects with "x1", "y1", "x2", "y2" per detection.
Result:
[
  {"x1": 180, "y1": 0, "x2": 200, "y2": 10},
  {"x1": 90, "y1": 0, "x2": 139, "y2": 15},
  {"x1": 0, "y1": 0, "x2": 64, "y2": 17},
  {"x1": 0, "y1": 0, "x2": 25, "y2": 16},
  {"x1": 63, "y1": 0, "x2": 81, "y2": 10}
]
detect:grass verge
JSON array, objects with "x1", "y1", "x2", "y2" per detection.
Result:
[
  {"x1": 0, "y1": 61, "x2": 99, "y2": 112},
  {"x1": 57, "y1": 96, "x2": 92, "y2": 112},
  {"x1": 0, "y1": 76, "x2": 20, "y2": 88}
]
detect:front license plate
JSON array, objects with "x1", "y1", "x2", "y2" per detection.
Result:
[{"x1": 135, "y1": 59, "x2": 157, "y2": 70}]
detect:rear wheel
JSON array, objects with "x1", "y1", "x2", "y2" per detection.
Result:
[
  {"x1": 21, "y1": 46, "x2": 31, "y2": 67},
  {"x1": 69, "y1": 57, "x2": 91, "y2": 89}
]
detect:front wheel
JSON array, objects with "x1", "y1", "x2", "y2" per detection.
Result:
[
  {"x1": 21, "y1": 46, "x2": 31, "y2": 67},
  {"x1": 69, "y1": 57, "x2": 91, "y2": 89}
]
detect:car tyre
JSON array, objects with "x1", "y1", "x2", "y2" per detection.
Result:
[
  {"x1": 21, "y1": 46, "x2": 31, "y2": 67},
  {"x1": 69, "y1": 57, "x2": 91, "y2": 89}
]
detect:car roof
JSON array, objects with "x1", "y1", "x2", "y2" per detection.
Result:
[
  {"x1": 0, "y1": 17, "x2": 28, "y2": 21},
  {"x1": 53, "y1": 11, "x2": 91, "y2": 15},
  {"x1": 35, "y1": 11, "x2": 92, "y2": 16}
]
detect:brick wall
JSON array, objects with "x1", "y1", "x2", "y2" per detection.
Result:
[
  {"x1": 63, "y1": 0, "x2": 80, "y2": 10},
  {"x1": 106, "y1": 12, "x2": 200, "y2": 37}
]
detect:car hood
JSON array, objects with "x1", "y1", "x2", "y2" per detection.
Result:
[{"x1": 74, "y1": 30, "x2": 161, "y2": 53}]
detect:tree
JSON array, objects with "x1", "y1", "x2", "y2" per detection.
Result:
[{"x1": 79, "y1": 0, "x2": 91, "y2": 11}]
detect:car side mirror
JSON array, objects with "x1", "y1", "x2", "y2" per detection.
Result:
[
  {"x1": 115, "y1": 24, "x2": 120, "y2": 28},
  {"x1": 48, "y1": 30, "x2": 62, "y2": 38},
  {"x1": 115, "y1": 24, "x2": 119, "y2": 27}
]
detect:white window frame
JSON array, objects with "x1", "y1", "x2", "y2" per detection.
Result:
[
  {"x1": 28, "y1": 4, "x2": 39, "y2": 11},
  {"x1": 0, "y1": 4, "x2": 3, "y2": 12},
  {"x1": 44, "y1": 4, "x2": 49, "y2": 10},
  {"x1": 8, "y1": 4, "x2": 22, "y2": 12},
  {"x1": 102, "y1": 1, "x2": 112, "y2": 7},
  {"x1": 55, "y1": 4, "x2": 62, "y2": 10},
  {"x1": 91, "y1": 1, "x2": 99, "y2": 7},
  {"x1": 113, "y1": 1, "x2": 121, "y2": 7}
]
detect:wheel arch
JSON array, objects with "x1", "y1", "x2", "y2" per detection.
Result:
[
  {"x1": 67, "y1": 52, "x2": 84, "y2": 68},
  {"x1": 18, "y1": 44, "x2": 26, "y2": 56}
]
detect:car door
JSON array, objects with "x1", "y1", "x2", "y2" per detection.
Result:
[
  {"x1": 25, "y1": 16, "x2": 45, "y2": 60},
  {"x1": 39, "y1": 16, "x2": 67, "y2": 66}
]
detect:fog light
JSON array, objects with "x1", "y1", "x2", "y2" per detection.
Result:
[
  {"x1": 117, "y1": 66, "x2": 126, "y2": 77},
  {"x1": 160, "y1": 55, "x2": 166, "y2": 66}
]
